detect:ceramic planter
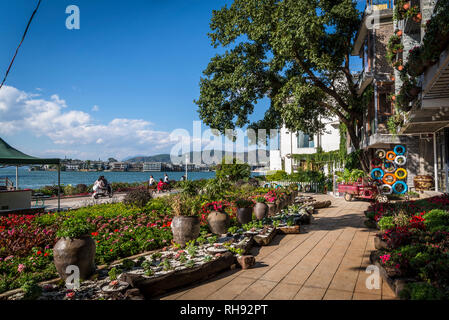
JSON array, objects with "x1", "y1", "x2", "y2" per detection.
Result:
[
  {"x1": 207, "y1": 210, "x2": 230, "y2": 235},
  {"x1": 253, "y1": 202, "x2": 268, "y2": 220},
  {"x1": 237, "y1": 207, "x2": 253, "y2": 225},
  {"x1": 53, "y1": 235, "x2": 96, "y2": 280},
  {"x1": 267, "y1": 203, "x2": 277, "y2": 216},
  {"x1": 171, "y1": 215, "x2": 201, "y2": 246}
]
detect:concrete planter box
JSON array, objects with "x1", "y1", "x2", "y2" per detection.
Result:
[
  {"x1": 253, "y1": 227, "x2": 277, "y2": 246},
  {"x1": 277, "y1": 225, "x2": 300, "y2": 234},
  {"x1": 369, "y1": 251, "x2": 416, "y2": 298},
  {"x1": 122, "y1": 252, "x2": 234, "y2": 299}
]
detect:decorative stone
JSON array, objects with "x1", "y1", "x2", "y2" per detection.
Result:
[
  {"x1": 312, "y1": 200, "x2": 331, "y2": 209},
  {"x1": 278, "y1": 225, "x2": 300, "y2": 234},
  {"x1": 253, "y1": 227, "x2": 277, "y2": 246},
  {"x1": 236, "y1": 255, "x2": 256, "y2": 269},
  {"x1": 124, "y1": 288, "x2": 145, "y2": 300}
]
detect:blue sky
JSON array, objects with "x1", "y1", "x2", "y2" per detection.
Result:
[{"x1": 0, "y1": 0, "x2": 365, "y2": 160}]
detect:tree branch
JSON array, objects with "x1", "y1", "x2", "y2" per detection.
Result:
[{"x1": 293, "y1": 51, "x2": 350, "y2": 114}]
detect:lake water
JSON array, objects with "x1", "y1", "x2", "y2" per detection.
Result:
[{"x1": 0, "y1": 167, "x2": 264, "y2": 189}]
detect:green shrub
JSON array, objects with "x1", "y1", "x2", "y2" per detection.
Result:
[
  {"x1": 123, "y1": 189, "x2": 153, "y2": 208},
  {"x1": 21, "y1": 280, "x2": 42, "y2": 300},
  {"x1": 56, "y1": 217, "x2": 93, "y2": 238},
  {"x1": 215, "y1": 158, "x2": 251, "y2": 182},
  {"x1": 266, "y1": 170, "x2": 289, "y2": 181},
  {"x1": 378, "y1": 216, "x2": 395, "y2": 231},
  {"x1": 400, "y1": 282, "x2": 446, "y2": 300},
  {"x1": 63, "y1": 184, "x2": 77, "y2": 196},
  {"x1": 75, "y1": 184, "x2": 88, "y2": 194},
  {"x1": 422, "y1": 209, "x2": 449, "y2": 232}
]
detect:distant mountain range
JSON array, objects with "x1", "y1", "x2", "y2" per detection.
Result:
[{"x1": 126, "y1": 150, "x2": 270, "y2": 165}]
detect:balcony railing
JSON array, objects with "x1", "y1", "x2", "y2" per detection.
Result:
[{"x1": 366, "y1": 0, "x2": 392, "y2": 11}]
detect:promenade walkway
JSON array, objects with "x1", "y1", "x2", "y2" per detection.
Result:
[{"x1": 158, "y1": 195, "x2": 397, "y2": 300}]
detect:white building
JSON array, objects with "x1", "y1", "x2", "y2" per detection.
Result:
[
  {"x1": 143, "y1": 162, "x2": 162, "y2": 172},
  {"x1": 270, "y1": 117, "x2": 340, "y2": 174}
]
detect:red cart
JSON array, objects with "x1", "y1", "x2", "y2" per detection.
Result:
[{"x1": 337, "y1": 178, "x2": 388, "y2": 203}]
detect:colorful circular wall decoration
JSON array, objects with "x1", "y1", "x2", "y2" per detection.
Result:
[
  {"x1": 395, "y1": 168, "x2": 407, "y2": 180},
  {"x1": 374, "y1": 146, "x2": 408, "y2": 198},
  {"x1": 380, "y1": 184, "x2": 393, "y2": 195},
  {"x1": 383, "y1": 161, "x2": 396, "y2": 173},
  {"x1": 392, "y1": 181, "x2": 408, "y2": 194},
  {"x1": 383, "y1": 173, "x2": 397, "y2": 185},
  {"x1": 394, "y1": 155, "x2": 407, "y2": 166},
  {"x1": 386, "y1": 151, "x2": 396, "y2": 161},
  {"x1": 370, "y1": 168, "x2": 384, "y2": 180},
  {"x1": 375, "y1": 149, "x2": 386, "y2": 159},
  {"x1": 394, "y1": 145, "x2": 406, "y2": 155}
]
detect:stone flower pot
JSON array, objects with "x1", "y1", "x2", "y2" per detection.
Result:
[
  {"x1": 53, "y1": 235, "x2": 96, "y2": 281},
  {"x1": 253, "y1": 203, "x2": 268, "y2": 220},
  {"x1": 237, "y1": 207, "x2": 253, "y2": 225},
  {"x1": 171, "y1": 215, "x2": 200, "y2": 246},
  {"x1": 267, "y1": 203, "x2": 277, "y2": 216},
  {"x1": 207, "y1": 210, "x2": 230, "y2": 235}
]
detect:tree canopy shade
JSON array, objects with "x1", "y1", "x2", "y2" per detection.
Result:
[
  {"x1": 0, "y1": 137, "x2": 60, "y2": 165},
  {"x1": 196, "y1": 0, "x2": 370, "y2": 171}
]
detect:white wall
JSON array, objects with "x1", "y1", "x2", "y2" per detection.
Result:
[{"x1": 270, "y1": 117, "x2": 341, "y2": 174}]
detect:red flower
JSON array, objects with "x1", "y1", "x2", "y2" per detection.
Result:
[
  {"x1": 36, "y1": 251, "x2": 42, "y2": 255},
  {"x1": 114, "y1": 229, "x2": 119, "y2": 233},
  {"x1": 91, "y1": 232, "x2": 99, "y2": 237}
]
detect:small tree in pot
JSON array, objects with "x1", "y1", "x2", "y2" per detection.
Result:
[
  {"x1": 235, "y1": 198, "x2": 255, "y2": 225},
  {"x1": 170, "y1": 195, "x2": 201, "y2": 247},
  {"x1": 253, "y1": 196, "x2": 268, "y2": 220},
  {"x1": 53, "y1": 218, "x2": 96, "y2": 281}
]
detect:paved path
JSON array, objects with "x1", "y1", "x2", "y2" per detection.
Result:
[
  {"x1": 39, "y1": 190, "x2": 177, "y2": 211},
  {"x1": 158, "y1": 195, "x2": 397, "y2": 300}
]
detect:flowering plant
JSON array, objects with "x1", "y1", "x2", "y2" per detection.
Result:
[{"x1": 264, "y1": 191, "x2": 277, "y2": 203}]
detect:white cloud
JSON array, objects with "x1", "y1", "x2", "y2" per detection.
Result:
[
  {"x1": 92, "y1": 105, "x2": 99, "y2": 112},
  {"x1": 0, "y1": 85, "x2": 177, "y2": 159}
]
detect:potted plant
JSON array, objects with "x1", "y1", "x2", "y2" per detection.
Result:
[
  {"x1": 206, "y1": 200, "x2": 230, "y2": 235},
  {"x1": 170, "y1": 195, "x2": 201, "y2": 246},
  {"x1": 264, "y1": 190, "x2": 277, "y2": 216},
  {"x1": 53, "y1": 218, "x2": 96, "y2": 281},
  {"x1": 235, "y1": 198, "x2": 255, "y2": 225},
  {"x1": 253, "y1": 196, "x2": 268, "y2": 220}
]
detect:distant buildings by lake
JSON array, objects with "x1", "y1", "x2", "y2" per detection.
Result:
[{"x1": 29, "y1": 159, "x2": 216, "y2": 173}]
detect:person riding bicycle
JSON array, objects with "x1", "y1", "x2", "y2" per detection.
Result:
[
  {"x1": 100, "y1": 176, "x2": 112, "y2": 194},
  {"x1": 93, "y1": 176, "x2": 105, "y2": 193}
]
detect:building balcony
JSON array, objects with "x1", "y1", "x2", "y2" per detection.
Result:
[{"x1": 422, "y1": 47, "x2": 449, "y2": 108}]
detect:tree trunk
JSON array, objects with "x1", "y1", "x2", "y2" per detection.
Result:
[{"x1": 346, "y1": 123, "x2": 370, "y2": 172}]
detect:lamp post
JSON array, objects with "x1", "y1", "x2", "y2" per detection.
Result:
[{"x1": 185, "y1": 154, "x2": 188, "y2": 180}]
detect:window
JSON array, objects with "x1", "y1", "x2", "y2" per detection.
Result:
[
  {"x1": 297, "y1": 132, "x2": 314, "y2": 148},
  {"x1": 378, "y1": 83, "x2": 394, "y2": 115}
]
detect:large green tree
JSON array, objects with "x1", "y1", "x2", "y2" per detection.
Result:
[{"x1": 195, "y1": 0, "x2": 369, "y2": 171}]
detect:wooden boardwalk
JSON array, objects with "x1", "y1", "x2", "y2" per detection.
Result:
[{"x1": 158, "y1": 195, "x2": 397, "y2": 300}]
